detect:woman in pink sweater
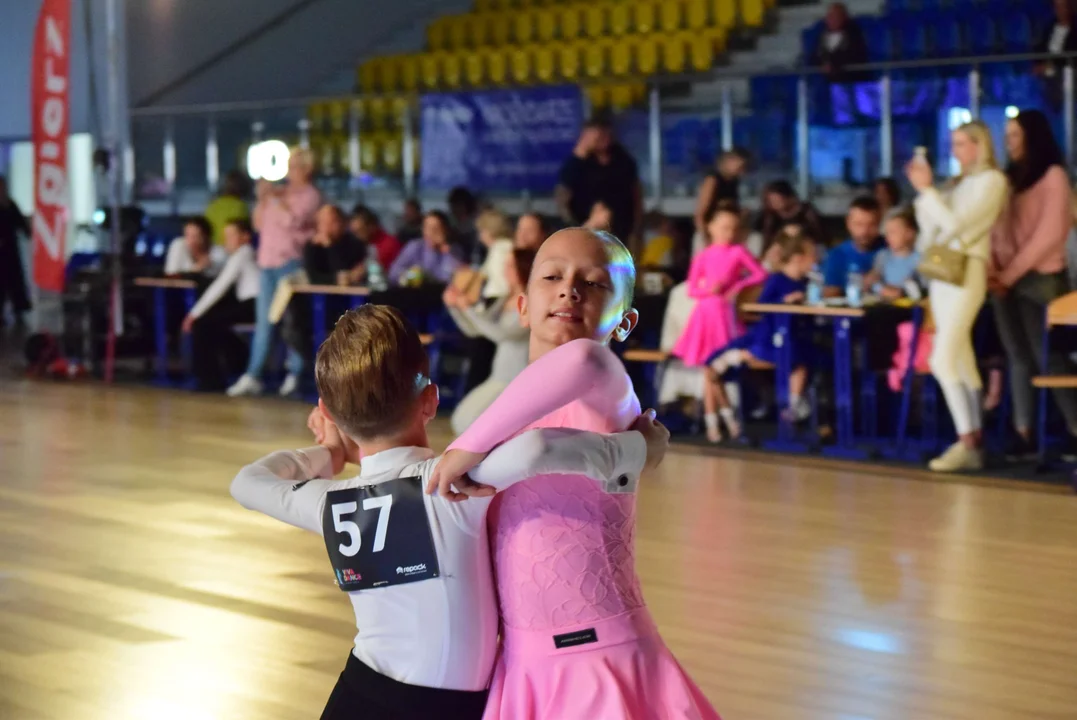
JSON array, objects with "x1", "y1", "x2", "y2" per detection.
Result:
[{"x1": 990, "y1": 109, "x2": 1077, "y2": 460}]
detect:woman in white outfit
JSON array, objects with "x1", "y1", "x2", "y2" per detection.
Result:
[
  {"x1": 908, "y1": 121, "x2": 1008, "y2": 472},
  {"x1": 444, "y1": 249, "x2": 535, "y2": 435}
]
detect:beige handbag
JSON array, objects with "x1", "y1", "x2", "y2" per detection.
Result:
[{"x1": 917, "y1": 237, "x2": 973, "y2": 286}]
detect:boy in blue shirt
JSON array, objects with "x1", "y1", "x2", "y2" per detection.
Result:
[
  {"x1": 866, "y1": 208, "x2": 922, "y2": 300},
  {"x1": 822, "y1": 196, "x2": 883, "y2": 298}
]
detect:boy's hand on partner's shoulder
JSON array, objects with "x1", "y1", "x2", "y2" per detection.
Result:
[
  {"x1": 427, "y1": 448, "x2": 489, "y2": 502},
  {"x1": 631, "y1": 409, "x2": 670, "y2": 472}
]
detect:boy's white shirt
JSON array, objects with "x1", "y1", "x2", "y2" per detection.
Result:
[{"x1": 230, "y1": 427, "x2": 647, "y2": 692}]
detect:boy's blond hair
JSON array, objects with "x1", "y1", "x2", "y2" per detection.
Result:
[{"x1": 315, "y1": 305, "x2": 430, "y2": 440}]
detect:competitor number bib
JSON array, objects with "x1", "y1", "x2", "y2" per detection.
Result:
[{"x1": 321, "y1": 476, "x2": 440, "y2": 592}]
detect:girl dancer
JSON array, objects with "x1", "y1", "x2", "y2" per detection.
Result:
[
  {"x1": 672, "y1": 201, "x2": 767, "y2": 442},
  {"x1": 430, "y1": 228, "x2": 720, "y2": 719}
]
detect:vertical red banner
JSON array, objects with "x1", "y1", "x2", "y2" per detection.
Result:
[{"x1": 31, "y1": 0, "x2": 71, "y2": 293}]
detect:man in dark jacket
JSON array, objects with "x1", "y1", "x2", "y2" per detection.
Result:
[{"x1": 811, "y1": 3, "x2": 868, "y2": 80}]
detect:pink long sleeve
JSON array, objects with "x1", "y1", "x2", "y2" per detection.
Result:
[
  {"x1": 685, "y1": 252, "x2": 713, "y2": 300},
  {"x1": 448, "y1": 339, "x2": 640, "y2": 453},
  {"x1": 725, "y1": 245, "x2": 767, "y2": 297},
  {"x1": 999, "y1": 166, "x2": 1071, "y2": 288}
]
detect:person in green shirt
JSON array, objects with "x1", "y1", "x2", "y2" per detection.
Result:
[{"x1": 204, "y1": 170, "x2": 250, "y2": 246}]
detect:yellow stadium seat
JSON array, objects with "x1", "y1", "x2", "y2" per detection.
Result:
[
  {"x1": 660, "y1": 35, "x2": 687, "y2": 73},
  {"x1": 558, "y1": 43, "x2": 581, "y2": 81},
  {"x1": 448, "y1": 16, "x2": 469, "y2": 48},
  {"x1": 740, "y1": 0, "x2": 764, "y2": 27},
  {"x1": 360, "y1": 133, "x2": 380, "y2": 171},
  {"x1": 609, "y1": 3, "x2": 630, "y2": 36},
  {"x1": 475, "y1": 0, "x2": 495, "y2": 10},
  {"x1": 514, "y1": 11, "x2": 536, "y2": 44},
  {"x1": 630, "y1": 82, "x2": 647, "y2": 105},
  {"x1": 634, "y1": 35, "x2": 659, "y2": 74},
  {"x1": 712, "y1": 0, "x2": 735, "y2": 28},
  {"x1": 427, "y1": 19, "x2": 448, "y2": 51},
  {"x1": 560, "y1": 6, "x2": 582, "y2": 40},
  {"x1": 685, "y1": 31, "x2": 713, "y2": 71},
  {"x1": 534, "y1": 45, "x2": 556, "y2": 82},
  {"x1": 399, "y1": 55, "x2": 419, "y2": 91},
  {"x1": 509, "y1": 46, "x2": 532, "y2": 83},
  {"x1": 633, "y1": 1, "x2": 657, "y2": 33},
  {"x1": 585, "y1": 85, "x2": 609, "y2": 109},
  {"x1": 583, "y1": 41, "x2": 606, "y2": 78},
  {"x1": 464, "y1": 51, "x2": 485, "y2": 85},
  {"x1": 484, "y1": 48, "x2": 508, "y2": 84},
  {"x1": 308, "y1": 102, "x2": 326, "y2": 130},
  {"x1": 708, "y1": 26, "x2": 727, "y2": 53},
  {"x1": 659, "y1": 1, "x2": 683, "y2": 32},
  {"x1": 420, "y1": 53, "x2": 441, "y2": 89},
  {"x1": 380, "y1": 56, "x2": 400, "y2": 92},
  {"x1": 685, "y1": 0, "x2": 707, "y2": 30},
  {"x1": 382, "y1": 133, "x2": 402, "y2": 172},
  {"x1": 609, "y1": 40, "x2": 631, "y2": 76},
  {"x1": 390, "y1": 96, "x2": 412, "y2": 126},
  {"x1": 488, "y1": 0, "x2": 513, "y2": 8},
  {"x1": 489, "y1": 13, "x2": 512, "y2": 45},
  {"x1": 466, "y1": 14, "x2": 490, "y2": 46},
  {"x1": 443, "y1": 52, "x2": 463, "y2": 87},
  {"x1": 610, "y1": 84, "x2": 634, "y2": 110},
  {"x1": 358, "y1": 61, "x2": 377, "y2": 92},
  {"x1": 536, "y1": 8, "x2": 557, "y2": 41},
  {"x1": 328, "y1": 100, "x2": 347, "y2": 132},
  {"x1": 365, "y1": 96, "x2": 388, "y2": 129},
  {"x1": 583, "y1": 5, "x2": 606, "y2": 38}
]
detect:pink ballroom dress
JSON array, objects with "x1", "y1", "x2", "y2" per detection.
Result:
[
  {"x1": 671, "y1": 243, "x2": 767, "y2": 367},
  {"x1": 450, "y1": 339, "x2": 720, "y2": 720}
]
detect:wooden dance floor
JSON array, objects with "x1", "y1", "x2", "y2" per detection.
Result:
[{"x1": 3, "y1": 381, "x2": 1077, "y2": 720}]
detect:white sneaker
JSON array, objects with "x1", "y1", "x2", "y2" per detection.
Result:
[
  {"x1": 278, "y1": 374, "x2": 299, "y2": 397},
  {"x1": 226, "y1": 374, "x2": 263, "y2": 397},
  {"x1": 928, "y1": 442, "x2": 983, "y2": 472}
]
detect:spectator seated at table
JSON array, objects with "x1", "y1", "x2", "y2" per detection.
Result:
[
  {"x1": 181, "y1": 219, "x2": 260, "y2": 391},
  {"x1": 755, "y1": 180, "x2": 826, "y2": 252},
  {"x1": 444, "y1": 249, "x2": 535, "y2": 435},
  {"x1": 396, "y1": 197, "x2": 423, "y2": 243},
  {"x1": 640, "y1": 211, "x2": 678, "y2": 269},
  {"x1": 514, "y1": 212, "x2": 546, "y2": 251},
  {"x1": 164, "y1": 216, "x2": 226, "y2": 277},
  {"x1": 304, "y1": 205, "x2": 366, "y2": 286},
  {"x1": 705, "y1": 230, "x2": 818, "y2": 436},
  {"x1": 475, "y1": 208, "x2": 515, "y2": 300},
  {"x1": 671, "y1": 201, "x2": 767, "y2": 443},
  {"x1": 822, "y1": 196, "x2": 883, "y2": 298},
  {"x1": 350, "y1": 204, "x2": 401, "y2": 271},
  {"x1": 388, "y1": 210, "x2": 464, "y2": 286},
  {"x1": 866, "y1": 209, "x2": 923, "y2": 301}
]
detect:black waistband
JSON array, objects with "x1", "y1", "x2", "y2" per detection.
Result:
[{"x1": 338, "y1": 652, "x2": 488, "y2": 719}]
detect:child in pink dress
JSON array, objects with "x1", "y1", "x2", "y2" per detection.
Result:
[
  {"x1": 430, "y1": 228, "x2": 720, "y2": 720},
  {"x1": 671, "y1": 202, "x2": 766, "y2": 442}
]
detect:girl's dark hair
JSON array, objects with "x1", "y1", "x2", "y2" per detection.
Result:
[
  {"x1": 519, "y1": 211, "x2": 547, "y2": 235},
  {"x1": 185, "y1": 216, "x2": 213, "y2": 248},
  {"x1": 226, "y1": 218, "x2": 253, "y2": 236},
  {"x1": 350, "y1": 204, "x2": 381, "y2": 228},
  {"x1": 1007, "y1": 109, "x2": 1065, "y2": 194},
  {"x1": 763, "y1": 180, "x2": 798, "y2": 200},
  {"x1": 874, "y1": 177, "x2": 901, "y2": 207},
  {"x1": 423, "y1": 210, "x2": 456, "y2": 242},
  {"x1": 512, "y1": 248, "x2": 537, "y2": 286},
  {"x1": 704, "y1": 199, "x2": 742, "y2": 225}
]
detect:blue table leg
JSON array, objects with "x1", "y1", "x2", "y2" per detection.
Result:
[
  {"x1": 765, "y1": 313, "x2": 810, "y2": 453},
  {"x1": 312, "y1": 293, "x2": 327, "y2": 359},
  {"x1": 888, "y1": 305, "x2": 923, "y2": 461},
  {"x1": 823, "y1": 317, "x2": 870, "y2": 460},
  {"x1": 181, "y1": 288, "x2": 197, "y2": 389},
  {"x1": 153, "y1": 287, "x2": 168, "y2": 385}
]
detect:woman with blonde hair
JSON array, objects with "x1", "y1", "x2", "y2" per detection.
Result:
[
  {"x1": 227, "y1": 146, "x2": 321, "y2": 398},
  {"x1": 908, "y1": 121, "x2": 1007, "y2": 472}
]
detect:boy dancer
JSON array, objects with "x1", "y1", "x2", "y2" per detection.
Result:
[{"x1": 231, "y1": 304, "x2": 667, "y2": 720}]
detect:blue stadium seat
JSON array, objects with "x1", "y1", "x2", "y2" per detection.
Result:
[
  {"x1": 894, "y1": 13, "x2": 928, "y2": 58},
  {"x1": 932, "y1": 10, "x2": 964, "y2": 57},
  {"x1": 859, "y1": 17, "x2": 894, "y2": 62},
  {"x1": 1000, "y1": 8, "x2": 1035, "y2": 53},
  {"x1": 965, "y1": 12, "x2": 999, "y2": 55}
]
